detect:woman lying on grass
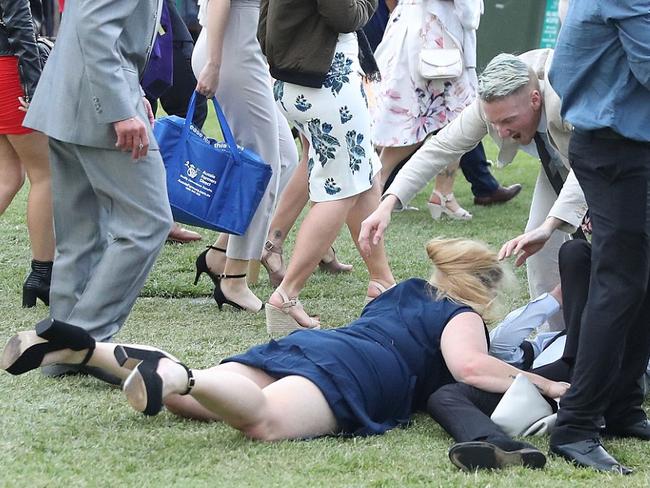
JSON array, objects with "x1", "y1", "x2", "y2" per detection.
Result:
[{"x1": 2, "y1": 238, "x2": 569, "y2": 470}]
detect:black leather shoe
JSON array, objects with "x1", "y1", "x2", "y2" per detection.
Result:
[
  {"x1": 603, "y1": 419, "x2": 650, "y2": 440},
  {"x1": 449, "y1": 440, "x2": 546, "y2": 471},
  {"x1": 473, "y1": 184, "x2": 522, "y2": 206},
  {"x1": 550, "y1": 438, "x2": 632, "y2": 474}
]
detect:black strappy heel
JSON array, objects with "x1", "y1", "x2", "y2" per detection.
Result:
[
  {"x1": 1, "y1": 318, "x2": 95, "y2": 375},
  {"x1": 119, "y1": 345, "x2": 195, "y2": 416},
  {"x1": 213, "y1": 274, "x2": 264, "y2": 312},
  {"x1": 194, "y1": 245, "x2": 226, "y2": 286}
]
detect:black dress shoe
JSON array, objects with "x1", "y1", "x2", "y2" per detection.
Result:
[
  {"x1": 550, "y1": 438, "x2": 632, "y2": 474},
  {"x1": 473, "y1": 184, "x2": 522, "y2": 206},
  {"x1": 603, "y1": 419, "x2": 650, "y2": 440},
  {"x1": 449, "y1": 440, "x2": 546, "y2": 471}
]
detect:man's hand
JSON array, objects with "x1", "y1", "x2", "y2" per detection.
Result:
[
  {"x1": 114, "y1": 116, "x2": 149, "y2": 160},
  {"x1": 547, "y1": 381, "x2": 570, "y2": 400},
  {"x1": 358, "y1": 196, "x2": 399, "y2": 257},
  {"x1": 143, "y1": 97, "x2": 155, "y2": 127},
  {"x1": 498, "y1": 227, "x2": 552, "y2": 267},
  {"x1": 498, "y1": 217, "x2": 564, "y2": 266}
]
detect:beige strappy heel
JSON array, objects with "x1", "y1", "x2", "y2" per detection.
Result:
[
  {"x1": 265, "y1": 288, "x2": 320, "y2": 337},
  {"x1": 364, "y1": 281, "x2": 397, "y2": 306},
  {"x1": 427, "y1": 191, "x2": 472, "y2": 221}
]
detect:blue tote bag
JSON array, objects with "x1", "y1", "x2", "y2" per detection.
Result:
[{"x1": 154, "y1": 92, "x2": 272, "y2": 235}]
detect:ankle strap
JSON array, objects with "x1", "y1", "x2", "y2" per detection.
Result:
[
  {"x1": 264, "y1": 240, "x2": 282, "y2": 254},
  {"x1": 218, "y1": 273, "x2": 247, "y2": 280},
  {"x1": 207, "y1": 245, "x2": 227, "y2": 253},
  {"x1": 181, "y1": 364, "x2": 195, "y2": 395},
  {"x1": 80, "y1": 345, "x2": 96, "y2": 367}
]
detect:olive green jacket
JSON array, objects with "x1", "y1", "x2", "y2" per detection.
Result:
[{"x1": 258, "y1": 0, "x2": 376, "y2": 88}]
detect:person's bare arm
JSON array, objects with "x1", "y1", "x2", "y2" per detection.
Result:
[{"x1": 441, "y1": 312, "x2": 569, "y2": 398}]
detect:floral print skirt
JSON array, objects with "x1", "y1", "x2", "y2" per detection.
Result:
[
  {"x1": 274, "y1": 33, "x2": 381, "y2": 202},
  {"x1": 371, "y1": 0, "x2": 476, "y2": 147}
]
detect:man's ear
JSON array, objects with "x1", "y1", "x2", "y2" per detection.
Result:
[{"x1": 530, "y1": 89, "x2": 542, "y2": 111}]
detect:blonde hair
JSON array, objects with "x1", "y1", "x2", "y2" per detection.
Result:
[{"x1": 426, "y1": 238, "x2": 507, "y2": 322}]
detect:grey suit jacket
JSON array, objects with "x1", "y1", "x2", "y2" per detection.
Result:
[
  {"x1": 387, "y1": 48, "x2": 588, "y2": 232},
  {"x1": 24, "y1": 0, "x2": 162, "y2": 149}
]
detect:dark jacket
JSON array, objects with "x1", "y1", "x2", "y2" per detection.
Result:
[
  {"x1": 258, "y1": 0, "x2": 376, "y2": 88},
  {"x1": 0, "y1": 0, "x2": 42, "y2": 99}
]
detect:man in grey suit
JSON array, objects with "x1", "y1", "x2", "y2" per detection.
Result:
[{"x1": 23, "y1": 0, "x2": 173, "y2": 379}]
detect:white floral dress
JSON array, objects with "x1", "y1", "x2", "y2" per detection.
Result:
[
  {"x1": 274, "y1": 33, "x2": 381, "y2": 202},
  {"x1": 371, "y1": 0, "x2": 476, "y2": 147}
]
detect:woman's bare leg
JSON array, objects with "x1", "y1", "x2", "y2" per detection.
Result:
[
  {"x1": 430, "y1": 160, "x2": 468, "y2": 213},
  {"x1": 154, "y1": 360, "x2": 338, "y2": 440},
  {"x1": 0, "y1": 135, "x2": 25, "y2": 214},
  {"x1": 205, "y1": 233, "x2": 230, "y2": 275},
  {"x1": 7, "y1": 132, "x2": 54, "y2": 261},
  {"x1": 268, "y1": 195, "x2": 359, "y2": 325},
  {"x1": 379, "y1": 143, "x2": 422, "y2": 190},
  {"x1": 345, "y1": 179, "x2": 394, "y2": 296}
]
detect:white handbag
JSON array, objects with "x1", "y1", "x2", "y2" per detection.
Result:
[
  {"x1": 418, "y1": 48, "x2": 463, "y2": 80},
  {"x1": 490, "y1": 373, "x2": 555, "y2": 437}
]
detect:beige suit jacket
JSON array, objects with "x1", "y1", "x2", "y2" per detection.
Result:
[{"x1": 387, "y1": 48, "x2": 587, "y2": 231}]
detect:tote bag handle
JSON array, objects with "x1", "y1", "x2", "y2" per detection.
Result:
[{"x1": 179, "y1": 91, "x2": 242, "y2": 165}]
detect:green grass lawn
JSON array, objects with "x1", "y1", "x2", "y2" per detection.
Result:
[{"x1": 1, "y1": 123, "x2": 648, "y2": 487}]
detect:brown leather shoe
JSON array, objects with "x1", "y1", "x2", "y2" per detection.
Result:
[
  {"x1": 167, "y1": 222, "x2": 202, "y2": 243},
  {"x1": 473, "y1": 184, "x2": 522, "y2": 206}
]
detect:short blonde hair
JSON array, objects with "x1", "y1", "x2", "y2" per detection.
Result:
[{"x1": 426, "y1": 238, "x2": 507, "y2": 322}]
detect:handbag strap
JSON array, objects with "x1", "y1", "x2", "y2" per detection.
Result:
[{"x1": 182, "y1": 92, "x2": 241, "y2": 164}]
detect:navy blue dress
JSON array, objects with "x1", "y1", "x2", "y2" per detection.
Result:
[{"x1": 223, "y1": 278, "x2": 475, "y2": 436}]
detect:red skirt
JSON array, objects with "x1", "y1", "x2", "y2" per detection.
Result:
[{"x1": 0, "y1": 56, "x2": 32, "y2": 135}]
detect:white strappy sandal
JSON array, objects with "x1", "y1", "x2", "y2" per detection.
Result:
[
  {"x1": 265, "y1": 288, "x2": 320, "y2": 337},
  {"x1": 427, "y1": 191, "x2": 472, "y2": 221}
]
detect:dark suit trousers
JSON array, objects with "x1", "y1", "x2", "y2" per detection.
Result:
[
  {"x1": 146, "y1": 0, "x2": 207, "y2": 128},
  {"x1": 551, "y1": 131, "x2": 650, "y2": 445},
  {"x1": 459, "y1": 142, "x2": 500, "y2": 197}
]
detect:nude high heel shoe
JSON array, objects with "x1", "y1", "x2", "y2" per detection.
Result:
[{"x1": 265, "y1": 288, "x2": 320, "y2": 337}]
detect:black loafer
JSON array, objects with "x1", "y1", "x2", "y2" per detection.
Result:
[
  {"x1": 449, "y1": 441, "x2": 546, "y2": 471},
  {"x1": 550, "y1": 438, "x2": 632, "y2": 474},
  {"x1": 603, "y1": 419, "x2": 650, "y2": 440}
]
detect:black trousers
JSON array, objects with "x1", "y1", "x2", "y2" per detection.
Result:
[
  {"x1": 458, "y1": 142, "x2": 499, "y2": 197},
  {"x1": 427, "y1": 239, "x2": 592, "y2": 443},
  {"x1": 146, "y1": 0, "x2": 207, "y2": 128},
  {"x1": 551, "y1": 131, "x2": 650, "y2": 445}
]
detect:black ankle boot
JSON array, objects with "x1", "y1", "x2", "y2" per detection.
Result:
[{"x1": 22, "y1": 260, "x2": 53, "y2": 308}]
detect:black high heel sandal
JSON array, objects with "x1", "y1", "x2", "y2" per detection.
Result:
[
  {"x1": 119, "y1": 345, "x2": 195, "y2": 416},
  {"x1": 213, "y1": 274, "x2": 264, "y2": 312},
  {"x1": 194, "y1": 246, "x2": 226, "y2": 286},
  {"x1": 113, "y1": 345, "x2": 179, "y2": 368},
  {"x1": 1, "y1": 318, "x2": 95, "y2": 375},
  {"x1": 22, "y1": 260, "x2": 53, "y2": 308}
]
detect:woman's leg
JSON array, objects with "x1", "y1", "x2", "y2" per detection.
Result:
[
  {"x1": 218, "y1": 257, "x2": 263, "y2": 312},
  {"x1": 0, "y1": 135, "x2": 25, "y2": 214},
  {"x1": 268, "y1": 195, "x2": 360, "y2": 325},
  {"x1": 262, "y1": 137, "x2": 310, "y2": 279},
  {"x1": 7, "y1": 132, "x2": 55, "y2": 261},
  {"x1": 156, "y1": 360, "x2": 338, "y2": 440},
  {"x1": 429, "y1": 160, "x2": 471, "y2": 219},
  {"x1": 378, "y1": 144, "x2": 420, "y2": 189},
  {"x1": 205, "y1": 233, "x2": 229, "y2": 275},
  {"x1": 345, "y1": 179, "x2": 395, "y2": 297}
]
